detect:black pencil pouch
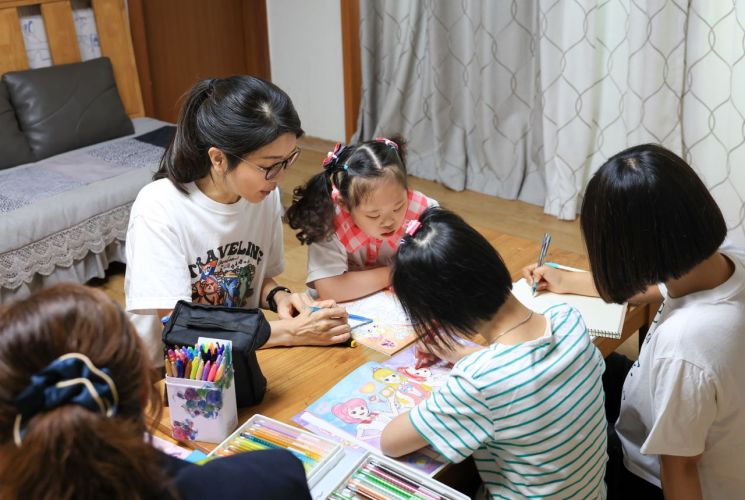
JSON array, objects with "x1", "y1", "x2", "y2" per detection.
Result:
[{"x1": 162, "y1": 300, "x2": 271, "y2": 407}]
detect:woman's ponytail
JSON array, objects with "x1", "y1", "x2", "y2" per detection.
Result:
[
  {"x1": 154, "y1": 79, "x2": 214, "y2": 192},
  {"x1": 285, "y1": 170, "x2": 336, "y2": 244}
]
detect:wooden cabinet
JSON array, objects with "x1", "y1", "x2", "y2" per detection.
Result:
[{"x1": 128, "y1": 0, "x2": 270, "y2": 122}]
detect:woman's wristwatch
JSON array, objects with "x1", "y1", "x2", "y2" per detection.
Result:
[{"x1": 266, "y1": 286, "x2": 291, "y2": 313}]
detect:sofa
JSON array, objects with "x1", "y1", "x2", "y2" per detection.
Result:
[{"x1": 0, "y1": 57, "x2": 172, "y2": 302}]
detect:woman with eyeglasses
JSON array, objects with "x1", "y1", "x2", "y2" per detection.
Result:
[{"x1": 125, "y1": 76, "x2": 350, "y2": 363}]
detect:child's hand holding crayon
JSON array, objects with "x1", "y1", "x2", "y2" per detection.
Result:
[
  {"x1": 414, "y1": 331, "x2": 482, "y2": 367},
  {"x1": 522, "y1": 262, "x2": 596, "y2": 297},
  {"x1": 414, "y1": 343, "x2": 439, "y2": 369}
]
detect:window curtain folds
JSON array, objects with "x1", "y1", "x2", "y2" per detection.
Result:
[{"x1": 354, "y1": 0, "x2": 745, "y2": 246}]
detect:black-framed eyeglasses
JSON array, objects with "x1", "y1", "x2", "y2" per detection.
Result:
[{"x1": 239, "y1": 147, "x2": 302, "y2": 180}]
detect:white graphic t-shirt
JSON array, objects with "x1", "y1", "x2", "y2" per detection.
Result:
[{"x1": 125, "y1": 179, "x2": 284, "y2": 361}]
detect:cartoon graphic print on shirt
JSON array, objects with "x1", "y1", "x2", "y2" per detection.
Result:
[{"x1": 189, "y1": 240, "x2": 262, "y2": 307}]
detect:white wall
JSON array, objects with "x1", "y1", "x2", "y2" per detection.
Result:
[{"x1": 266, "y1": 0, "x2": 346, "y2": 142}]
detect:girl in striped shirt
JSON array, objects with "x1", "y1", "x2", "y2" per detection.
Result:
[{"x1": 380, "y1": 207, "x2": 607, "y2": 499}]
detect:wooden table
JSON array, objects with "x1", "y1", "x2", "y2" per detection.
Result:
[{"x1": 151, "y1": 229, "x2": 655, "y2": 457}]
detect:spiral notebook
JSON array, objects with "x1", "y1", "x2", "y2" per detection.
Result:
[{"x1": 511, "y1": 278, "x2": 627, "y2": 339}]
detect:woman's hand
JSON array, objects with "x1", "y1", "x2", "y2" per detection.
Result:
[
  {"x1": 275, "y1": 291, "x2": 312, "y2": 319},
  {"x1": 286, "y1": 300, "x2": 351, "y2": 346}
]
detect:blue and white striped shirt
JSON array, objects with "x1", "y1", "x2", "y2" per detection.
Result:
[{"x1": 410, "y1": 304, "x2": 607, "y2": 499}]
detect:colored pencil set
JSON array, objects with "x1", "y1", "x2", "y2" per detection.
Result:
[
  {"x1": 164, "y1": 341, "x2": 231, "y2": 383},
  {"x1": 330, "y1": 456, "x2": 463, "y2": 500},
  {"x1": 209, "y1": 414, "x2": 342, "y2": 487}
]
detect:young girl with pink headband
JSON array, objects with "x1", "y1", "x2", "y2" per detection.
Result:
[{"x1": 286, "y1": 136, "x2": 437, "y2": 302}]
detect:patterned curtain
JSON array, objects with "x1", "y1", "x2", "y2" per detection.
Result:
[{"x1": 355, "y1": 0, "x2": 745, "y2": 246}]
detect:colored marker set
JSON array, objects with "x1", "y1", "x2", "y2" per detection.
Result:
[
  {"x1": 165, "y1": 341, "x2": 231, "y2": 382},
  {"x1": 209, "y1": 414, "x2": 342, "y2": 488},
  {"x1": 165, "y1": 338, "x2": 238, "y2": 444},
  {"x1": 329, "y1": 454, "x2": 468, "y2": 500}
]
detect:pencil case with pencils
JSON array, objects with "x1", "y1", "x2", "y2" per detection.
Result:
[
  {"x1": 208, "y1": 414, "x2": 343, "y2": 488},
  {"x1": 162, "y1": 300, "x2": 270, "y2": 407},
  {"x1": 164, "y1": 339, "x2": 238, "y2": 444},
  {"x1": 329, "y1": 452, "x2": 469, "y2": 499}
]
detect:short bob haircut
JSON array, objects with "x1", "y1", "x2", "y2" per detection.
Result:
[
  {"x1": 581, "y1": 144, "x2": 726, "y2": 304},
  {"x1": 392, "y1": 207, "x2": 513, "y2": 347}
]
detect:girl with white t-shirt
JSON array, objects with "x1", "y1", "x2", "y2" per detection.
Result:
[
  {"x1": 125, "y1": 76, "x2": 350, "y2": 361},
  {"x1": 285, "y1": 137, "x2": 437, "y2": 302},
  {"x1": 380, "y1": 207, "x2": 608, "y2": 499},
  {"x1": 524, "y1": 144, "x2": 745, "y2": 499}
]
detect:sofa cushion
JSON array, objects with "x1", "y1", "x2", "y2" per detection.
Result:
[
  {"x1": 0, "y1": 80, "x2": 34, "y2": 170},
  {"x1": 2, "y1": 57, "x2": 134, "y2": 161}
]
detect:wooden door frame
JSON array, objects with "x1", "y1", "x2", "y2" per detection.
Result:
[
  {"x1": 127, "y1": 0, "x2": 271, "y2": 118},
  {"x1": 128, "y1": 0, "x2": 359, "y2": 138},
  {"x1": 340, "y1": 0, "x2": 361, "y2": 142},
  {"x1": 127, "y1": 0, "x2": 154, "y2": 116}
]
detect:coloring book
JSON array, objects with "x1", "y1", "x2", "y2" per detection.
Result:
[
  {"x1": 342, "y1": 289, "x2": 417, "y2": 355},
  {"x1": 294, "y1": 346, "x2": 452, "y2": 475}
]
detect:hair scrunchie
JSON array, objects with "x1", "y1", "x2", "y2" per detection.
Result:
[
  {"x1": 322, "y1": 143, "x2": 347, "y2": 171},
  {"x1": 12, "y1": 353, "x2": 119, "y2": 447},
  {"x1": 399, "y1": 219, "x2": 422, "y2": 245}
]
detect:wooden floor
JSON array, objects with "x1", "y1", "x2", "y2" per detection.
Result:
[{"x1": 91, "y1": 137, "x2": 638, "y2": 358}]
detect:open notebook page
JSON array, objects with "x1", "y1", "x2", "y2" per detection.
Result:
[{"x1": 511, "y1": 278, "x2": 627, "y2": 339}]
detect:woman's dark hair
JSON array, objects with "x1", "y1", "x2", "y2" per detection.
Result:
[
  {"x1": 285, "y1": 136, "x2": 408, "y2": 244},
  {"x1": 0, "y1": 284, "x2": 174, "y2": 500},
  {"x1": 581, "y1": 143, "x2": 727, "y2": 303},
  {"x1": 155, "y1": 75, "x2": 304, "y2": 193},
  {"x1": 392, "y1": 207, "x2": 513, "y2": 347}
]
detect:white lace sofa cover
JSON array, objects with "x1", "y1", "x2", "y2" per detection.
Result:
[{"x1": 0, "y1": 117, "x2": 171, "y2": 302}]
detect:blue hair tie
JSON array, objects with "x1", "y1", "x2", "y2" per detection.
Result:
[
  {"x1": 342, "y1": 164, "x2": 349, "y2": 171},
  {"x1": 13, "y1": 353, "x2": 119, "y2": 446}
]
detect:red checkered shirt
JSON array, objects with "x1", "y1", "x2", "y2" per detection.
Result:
[{"x1": 331, "y1": 188, "x2": 430, "y2": 267}]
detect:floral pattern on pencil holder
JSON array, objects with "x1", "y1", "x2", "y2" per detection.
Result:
[
  {"x1": 178, "y1": 387, "x2": 224, "y2": 419},
  {"x1": 177, "y1": 365, "x2": 234, "y2": 419},
  {"x1": 172, "y1": 419, "x2": 198, "y2": 441}
]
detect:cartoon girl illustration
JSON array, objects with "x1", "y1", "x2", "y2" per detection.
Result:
[
  {"x1": 373, "y1": 367, "x2": 428, "y2": 408},
  {"x1": 398, "y1": 365, "x2": 431, "y2": 382},
  {"x1": 397, "y1": 366, "x2": 446, "y2": 389},
  {"x1": 331, "y1": 397, "x2": 398, "y2": 442}
]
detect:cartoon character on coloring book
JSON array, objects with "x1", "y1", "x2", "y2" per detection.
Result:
[
  {"x1": 372, "y1": 368, "x2": 428, "y2": 408},
  {"x1": 396, "y1": 365, "x2": 448, "y2": 389},
  {"x1": 331, "y1": 396, "x2": 399, "y2": 443}
]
